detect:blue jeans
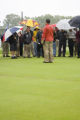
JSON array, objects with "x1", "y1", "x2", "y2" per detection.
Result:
[{"x1": 53, "y1": 41, "x2": 56, "y2": 56}]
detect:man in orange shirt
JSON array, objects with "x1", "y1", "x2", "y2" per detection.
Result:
[{"x1": 42, "y1": 19, "x2": 54, "y2": 63}]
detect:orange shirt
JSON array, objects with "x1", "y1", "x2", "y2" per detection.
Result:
[{"x1": 42, "y1": 24, "x2": 54, "y2": 41}]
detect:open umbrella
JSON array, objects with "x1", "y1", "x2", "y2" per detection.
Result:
[
  {"x1": 69, "y1": 16, "x2": 80, "y2": 28},
  {"x1": 20, "y1": 19, "x2": 39, "y2": 27},
  {"x1": 4, "y1": 26, "x2": 23, "y2": 41},
  {"x1": 56, "y1": 19, "x2": 74, "y2": 30}
]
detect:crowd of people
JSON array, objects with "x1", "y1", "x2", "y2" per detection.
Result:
[{"x1": 0, "y1": 19, "x2": 80, "y2": 63}]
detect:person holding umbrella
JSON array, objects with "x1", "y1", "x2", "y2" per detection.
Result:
[
  {"x1": 3, "y1": 26, "x2": 23, "y2": 58},
  {"x1": 8, "y1": 32, "x2": 18, "y2": 59},
  {"x1": 69, "y1": 16, "x2": 80, "y2": 58}
]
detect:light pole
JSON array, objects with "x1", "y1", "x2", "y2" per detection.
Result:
[{"x1": 21, "y1": 11, "x2": 23, "y2": 21}]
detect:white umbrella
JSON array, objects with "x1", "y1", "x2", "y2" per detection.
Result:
[
  {"x1": 56, "y1": 19, "x2": 75, "y2": 30},
  {"x1": 5, "y1": 26, "x2": 23, "y2": 41}
]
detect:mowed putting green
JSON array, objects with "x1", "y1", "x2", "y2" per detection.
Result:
[{"x1": 0, "y1": 56, "x2": 80, "y2": 120}]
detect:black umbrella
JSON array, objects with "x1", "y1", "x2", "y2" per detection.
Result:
[{"x1": 69, "y1": 16, "x2": 80, "y2": 28}]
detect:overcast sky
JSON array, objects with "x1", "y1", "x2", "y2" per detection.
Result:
[{"x1": 0, "y1": 0, "x2": 80, "y2": 25}]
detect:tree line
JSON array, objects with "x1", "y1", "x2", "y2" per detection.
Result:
[{"x1": 0, "y1": 13, "x2": 72, "y2": 33}]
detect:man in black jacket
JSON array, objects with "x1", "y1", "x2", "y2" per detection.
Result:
[
  {"x1": 58, "y1": 29, "x2": 67, "y2": 57},
  {"x1": 23, "y1": 26, "x2": 32, "y2": 58}
]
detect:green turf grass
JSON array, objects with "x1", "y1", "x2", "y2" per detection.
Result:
[{"x1": 0, "y1": 56, "x2": 80, "y2": 120}]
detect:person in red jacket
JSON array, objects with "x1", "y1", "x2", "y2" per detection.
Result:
[{"x1": 42, "y1": 19, "x2": 54, "y2": 63}]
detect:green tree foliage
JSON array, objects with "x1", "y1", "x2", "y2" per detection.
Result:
[
  {"x1": 3, "y1": 14, "x2": 21, "y2": 28},
  {"x1": 32, "y1": 14, "x2": 72, "y2": 28},
  {"x1": 2, "y1": 13, "x2": 72, "y2": 28}
]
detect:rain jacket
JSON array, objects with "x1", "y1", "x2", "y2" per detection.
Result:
[
  {"x1": 58, "y1": 31, "x2": 67, "y2": 42},
  {"x1": 33, "y1": 30, "x2": 38, "y2": 42},
  {"x1": 42, "y1": 24, "x2": 54, "y2": 41},
  {"x1": 23, "y1": 32, "x2": 32, "y2": 44}
]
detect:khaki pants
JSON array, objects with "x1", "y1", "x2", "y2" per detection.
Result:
[
  {"x1": 43, "y1": 41, "x2": 53, "y2": 62},
  {"x1": 23, "y1": 43, "x2": 31, "y2": 57},
  {"x1": 30, "y1": 42, "x2": 35, "y2": 56},
  {"x1": 2, "y1": 42, "x2": 9, "y2": 56}
]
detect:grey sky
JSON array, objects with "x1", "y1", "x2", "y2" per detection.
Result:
[{"x1": 0, "y1": 0, "x2": 80, "y2": 24}]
